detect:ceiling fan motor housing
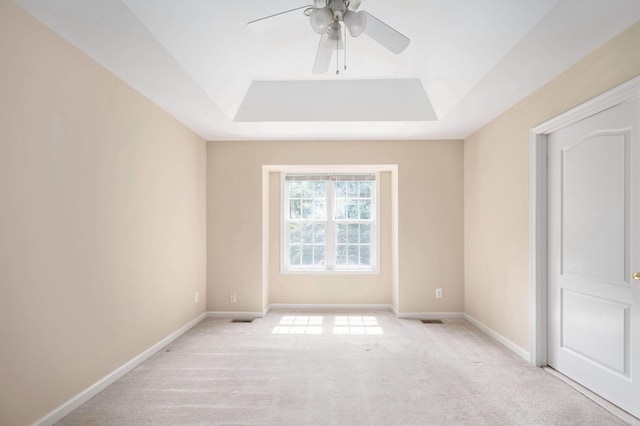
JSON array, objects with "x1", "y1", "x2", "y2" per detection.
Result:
[{"x1": 329, "y1": 0, "x2": 347, "y2": 21}]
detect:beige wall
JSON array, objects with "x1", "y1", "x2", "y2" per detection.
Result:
[
  {"x1": 464, "y1": 21, "x2": 640, "y2": 352},
  {"x1": 207, "y1": 140, "x2": 464, "y2": 314},
  {"x1": 0, "y1": 2, "x2": 207, "y2": 425}
]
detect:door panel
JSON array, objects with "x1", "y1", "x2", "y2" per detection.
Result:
[
  {"x1": 561, "y1": 289, "x2": 629, "y2": 375},
  {"x1": 561, "y1": 133, "x2": 627, "y2": 283},
  {"x1": 548, "y1": 97, "x2": 639, "y2": 418}
]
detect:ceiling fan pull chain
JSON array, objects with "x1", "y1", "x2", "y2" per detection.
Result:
[
  {"x1": 336, "y1": 28, "x2": 340, "y2": 74},
  {"x1": 344, "y1": 23, "x2": 347, "y2": 71}
]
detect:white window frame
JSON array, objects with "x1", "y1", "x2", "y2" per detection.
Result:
[{"x1": 281, "y1": 171, "x2": 380, "y2": 275}]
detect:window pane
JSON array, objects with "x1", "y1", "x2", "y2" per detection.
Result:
[
  {"x1": 290, "y1": 223, "x2": 301, "y2": 243},
  {"x1": 302, "y1": 200, "x2": 313, "y2": 219},
  {"x1": 314, "y1": 224, "x2": 325, "y2": 244},
  {"x1": 301, "y1": 181, "x2": 313, "y2": 198},
  {"x1": 336, "y1": 245, "x2": 346, "y2": 265},
  {"x1": 336, "y1": 224, "x2": 347, "y2": 244},
  {"x1": 348, "y1": 224, "x2": 359, "y2": 243},
  {"x1": 334, "y1": 199, "x2": 346, "y2": 220},
  {"x1": 347, "y1": 202, "x2": 358, "y2": 219},
  {"x1": 289, "y1": 181, "x2": 302, "y2": 198},
  {"x1": 302, "y1": 245, "x2": 313, "y2": 264},
  {"x1": 289, "y1": 200, "x2": 301, "y2": 219},
  {"x1": 313, "y1": 200, "x2": 326, "y2": 220},
  {"x1": 347, "y1": 182, "x2": 358, "y2": 197},
  {"x1": 314, "y1": 245, "x2": 325, "y2": 265},
  {"x1": 335, "y1": 181, "x2": 347, "y2": 198},
  {"x1": 348, "y1": 245, "x2": 359, "y2": 264},
  {"x1": 360, "y1": 224, "x2": 371, "y2": 244},
  {"x1": 359, "y1": 182, "x2": 371, "y2": 198},
  {"x1": 314, "y1": 181, "x2": 326, "y2": 197},
  {"x1": 302, "y1": 224, "x2": 314, "y2": 243},
  {"x1": 360, "y1": 200, "x2": 371, "y2": 219},
  {"x1": 360, "y1": 245, "x2": 371, "y2": 265},
  {"x1": 290, "y1": 245, "x2": 301, "y2": 265}
]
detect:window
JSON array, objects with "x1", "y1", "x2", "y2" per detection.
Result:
[{"x1": 282, "y1": 173, "x2": 378, "y2": 273}]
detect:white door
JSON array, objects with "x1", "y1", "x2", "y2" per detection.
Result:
[{"x1": 547, "y1": 97, "x2": 640, "y2": 418}]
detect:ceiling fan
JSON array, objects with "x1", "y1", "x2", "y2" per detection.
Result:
[{"x1": 247, "y1": 0, "x2": 410, "y2": 74}]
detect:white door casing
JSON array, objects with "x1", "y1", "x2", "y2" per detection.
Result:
[{"x1": 531, "y1": 77, "x2": 640, "y2": 372}]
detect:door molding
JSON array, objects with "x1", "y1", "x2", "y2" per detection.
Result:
[{"x1": 529, "y1": 75, "x2": 640, "y2": 367}]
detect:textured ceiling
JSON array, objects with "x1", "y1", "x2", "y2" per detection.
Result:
[{"x1": 13, "y1": 0, "x2": 640, "y2": 140}]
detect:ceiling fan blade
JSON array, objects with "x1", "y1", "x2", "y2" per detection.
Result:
[
  {"x1": 312, "y1": 33, "x2": 333, "y2": 74},
  {"x1": 247, "y1": 5, "x2": 312, "y2": 27},
  {"x1": 361, "y1": 11, "x2": 409, "y2": 54}
]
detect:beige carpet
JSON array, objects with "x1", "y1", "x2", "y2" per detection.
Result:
[{"x1": 58, "y1": 311, "x2": 633, "y2": 425}]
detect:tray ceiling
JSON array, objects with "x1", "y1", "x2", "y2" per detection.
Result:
[{"x1": 13, "y1": 0, "x2": 640, "y2": 140}]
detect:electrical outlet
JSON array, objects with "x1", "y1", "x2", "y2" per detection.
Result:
[
  {"x1": 230, "y1": 294, "x2": 237, "y2": 303},
  {"x1": 194, "y1": 291, "x2": 199, "y2": 303},
  {"x1": 435, "y1": 288, "x2": 443, "y2": 299}
]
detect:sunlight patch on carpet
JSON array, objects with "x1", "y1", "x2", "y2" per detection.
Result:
[{"x1": 272, "y1": 315, "x2": 383, "y2": 335}]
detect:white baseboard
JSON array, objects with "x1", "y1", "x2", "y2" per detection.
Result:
[
  {"x1": 395, "y1": 311, "x2": 465, "y2": 320},
  {"x1": 207, "y1": 311, "x2": 266, "y2": 319},
  {"x1": 33, "y1": 312, "x2": 207, "y2": 426},
  {"x1": 266, "y1": 303, "x2": 393, "y2": 312},
  {"x1": 464, "y1": 313, "x2": 530, "y2": 361}
]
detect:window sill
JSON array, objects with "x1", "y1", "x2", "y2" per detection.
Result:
[{"x1": 281, "y1": 267, "x2": 380, "y2": 275}]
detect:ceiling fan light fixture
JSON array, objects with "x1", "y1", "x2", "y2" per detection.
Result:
[
  {"x1": 344, "y1": 10, "x2": 367, "y2": 37},
  {"x1": 310, "y1": 7, "x2": 333, "y2": 34}
]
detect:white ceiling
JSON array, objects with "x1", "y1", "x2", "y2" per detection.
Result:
[{"x1": 13, "y1": 0, "x2": 640, "y2": 141}]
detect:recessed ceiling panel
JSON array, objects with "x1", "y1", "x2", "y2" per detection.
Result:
[{"x1": 235, "y1": 79, "x2": 436, "y2": 122}]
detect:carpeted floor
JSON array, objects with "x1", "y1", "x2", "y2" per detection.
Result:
[{"x1": 58, "y1": 311, "x2": 634, "y2": 425}]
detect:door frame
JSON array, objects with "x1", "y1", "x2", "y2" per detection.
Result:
[{"x1": 529, "y1": 75, "x2": 640, "y2": 367}]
